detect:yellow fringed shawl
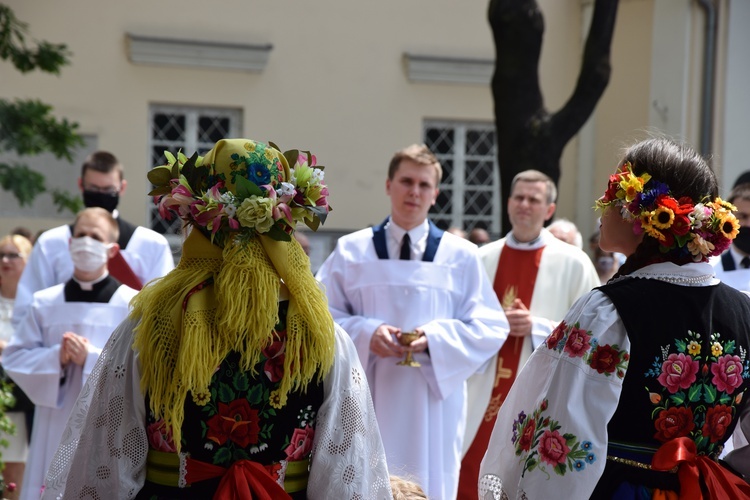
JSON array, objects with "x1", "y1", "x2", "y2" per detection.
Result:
[{"x1": 130, "y1": 229, "x2": 335, "y2": 450}]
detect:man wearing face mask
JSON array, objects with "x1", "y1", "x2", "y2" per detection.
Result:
[
  {"x1": 712, "y1": 183, "x2": 750, "y2": 291},
  {"x1": 3, "y1": 207, "x2": 138, "y2": 500},
  {"x1": 12, "y1": 151, "x2": 173, "y2": 329}
]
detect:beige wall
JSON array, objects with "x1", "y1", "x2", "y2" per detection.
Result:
[{"x1": 2, "y1": 0, "x2": 745, "y2": 247}]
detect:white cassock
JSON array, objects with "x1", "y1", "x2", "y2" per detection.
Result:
[
  {"x1": 464, "y1": 229, "x2": 601, "y2": 454},
  {"x1": 316, "y1": 224, "x2": 507, "y2": 500},
  {"x1": 711, "y1": 250, "x2": 750, "y2": 292},
  {"x1": 13, "y1": 221, "x2": 173, "y2": 327},
  {"x1": 41, "y1": 321, "x2": 394, "y2": 499},
  {"x1": 3, "y1": 282, "x2": 137, "y2": 500}
]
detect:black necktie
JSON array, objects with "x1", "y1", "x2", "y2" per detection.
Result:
[
  {"x1": 399, "y1": 233, "x2": 411, "y2": 260},
  {"x1": 742, "y1": 256, "x2": 750, "y2": 269}
]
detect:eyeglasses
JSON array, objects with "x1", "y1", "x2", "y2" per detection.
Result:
[
  {"x1": 83, "y1": 185, "x2": 121, "y2": 195},
  {"x1": 0, "y1": 253, "x2": 22, "y2": 261}
]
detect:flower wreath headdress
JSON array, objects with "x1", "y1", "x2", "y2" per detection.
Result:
[
  {"x1": 134, "y1": 139, "x2": 335, "y2": 451},
  {"x1": 148, "y1": 139, "x2": 330, "y2": 246},
  {"x1": 595, "y1": 162, "x2": 740, "y2": 262}
]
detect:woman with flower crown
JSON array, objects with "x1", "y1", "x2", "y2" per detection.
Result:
[
  {"x1": 479, "y1": 137, "x2": 750, "y2": 499},
  {"x1": 40, "y1": 139, "x2": 393, "y2": 499}
]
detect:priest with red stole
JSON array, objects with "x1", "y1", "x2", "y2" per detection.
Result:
[{"x1": 458, "y1": 170, "x2": 599, "y2": 498}]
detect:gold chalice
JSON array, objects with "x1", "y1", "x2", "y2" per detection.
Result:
[{"x1": 397, "y1": 331, "x2": 421, "y2": 367}]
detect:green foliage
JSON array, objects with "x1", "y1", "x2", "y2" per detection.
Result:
[
  {"x1": 0, "y1": 4, "x2": 82, "y2": 213},
  {"x1": 0, "y1": 5, "x2": 70, "y2": 74},
  {"x1": 0, "y1": 378, "x2": 17, "y2": 493}
]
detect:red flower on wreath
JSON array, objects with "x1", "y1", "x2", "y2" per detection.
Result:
[
  {"x1": 711, "y1": 355, "x2": 744, "y2": 394},
  {"x1": 702, "y1": 405, "x2": 733, "y2": 443},
  {"x1": 589, "y1": 345, "x2": 621, "y2": 374},
  {"x1": 654, "y1": 407, "x2": 695, "y2": 442},
  {"x1": 546, "y1": 321, "x2": 567, "y2": 350},
  {"x1": 206, "y1": 399, "x2": 260, "y2": 447},
  {"x1": 518, "y1": 418, "x2": 536, "y2": 452}
]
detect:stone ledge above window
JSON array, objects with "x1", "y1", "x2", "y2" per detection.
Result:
[
  {"x1": 126, "y1": 33, "x2": 273, "y2": 72},
  {"x1": 404, "y1": 53, "x2": 493, "y2": 85}
]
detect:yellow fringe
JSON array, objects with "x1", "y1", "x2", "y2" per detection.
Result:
[{"x1": 130, "y1": 229, "x2": 334, "y2": 451}]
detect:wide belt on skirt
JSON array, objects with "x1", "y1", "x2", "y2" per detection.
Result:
[{"x1": 146, "y1": 448, "x2": 309, "y2": 494}]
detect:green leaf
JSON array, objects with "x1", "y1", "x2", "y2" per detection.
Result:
[
  {"x1": 703, "y1": 383, "x2": 717, "y2": 404},
  {"x1": 670, "y1": 392, "x2": 686, "y2": 405},
  {"x1": 213, "y1": 447, "x2": 231, "y2": 465},
  {"x1": 217, "y1": 383, "x2": 235, "y2": 402},
  {"x1": 265, "y1": 224, "x2": 292, "y2": 242},
  {"x1": 688, "y1": 383, "x2": 703, "y2": 403},
  {"x1": 247, "y1": 384, "x2": 263, "y2": 405},
  {"x1": 675, "y1": 339, "x2": 687, "y2": 353},
  {"x1": 147, "y1": 166, "x2": 174, "y2": 186},
  {"x1": 148, "y1": 186, "x2": 172, "y2": 197},
  {"x1": 164, "y1": 151, "x2": 176, "y2": 165},
  {"x1": 234, "y1": 175, "x2": 263, "y2": 198},
  {"x1": 181, "y1": 153, "x2": 208, "y2": 192},
  {"x1": 50, "y1": 189, "x2": 82, "y2": 214},
  {"x1": 724, "y1": 340, "x2": 736, "y2": 354},
  {"x1": 233, "y1": 372, "x2": 250, "y2": 392},
  {"x1": 284, "y1": 150, "x2": 299, "y2": 168}
]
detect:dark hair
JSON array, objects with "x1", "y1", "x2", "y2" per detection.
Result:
[
  {"x1": 727, "y1": 183, "x2": 750, "y2": 205},
  {"x1": 80, "y1": 151, "x2": 124, "y2": 180},
  {"x1": 614, "y1": 137, "x2": 717, "y2": 277}
]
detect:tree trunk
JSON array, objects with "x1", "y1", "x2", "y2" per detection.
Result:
[{"x1": 489, "y1": 0, "x2": 619, "y2": 235}]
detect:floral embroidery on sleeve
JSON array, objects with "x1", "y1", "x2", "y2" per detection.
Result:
[
  {"x1": 645, "y1": 330, "x2": 750, "y2": 454},
  {"x1": 511, "y1": 399, "x2": 596, "y2": 479},
  {"x1": 545, "y1": 321, "x2": 630, "y2": 378}
]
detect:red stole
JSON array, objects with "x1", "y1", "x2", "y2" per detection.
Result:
[
  {"x1": 457, "y1": 244, "x2": 543, "y2": 499},
  {"x1": 108, "y1": 252, "x2": 142, "y2": 290}
]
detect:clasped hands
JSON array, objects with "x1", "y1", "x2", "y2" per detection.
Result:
[
  {"x1": 370, "y1": 324, "x2": 428, "y2": 358},
  {"x1": 505, "y1": 298, "x2": 533, "y2": 338},
  {"x1": 59, "y1": 332, "x2": 90, "y2": 367}
]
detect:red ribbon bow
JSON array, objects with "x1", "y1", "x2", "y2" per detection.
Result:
[
  {"x1": 651, "y1": 437, "x2": 750, "y2": 499},
  {"x1": 185, "y1": 457, "x2": 291, "y2": 500}
]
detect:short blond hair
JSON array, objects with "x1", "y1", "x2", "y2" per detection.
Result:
[
  {"x1": 389, "y1": 475, "x2": 427, "y2": 500},
  {"x1": 0, "y1": 234, "x2": 32, "y2": 260},
  {"x1": 388, "y1": 144, "x2": 442, "y2": 185},
  {"x1": 73, "y1": 207, "x2": 119, "y2": 243}
]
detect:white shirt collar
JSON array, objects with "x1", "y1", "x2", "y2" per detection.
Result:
[
  {"x1": 505, "y1": 228, "x2": 554, "y2": 251},
  {"x1": 73, "y1": 270, "x2": 110, "y2": 291},
  {"x1": 625, "y1": 261, "x2": 717, "y2": 286},
  {"x1": 386, "y1": 219, "x2": 429, "y2": 260}
]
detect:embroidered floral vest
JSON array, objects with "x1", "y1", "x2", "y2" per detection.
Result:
[
  {"x1": 600, "y1": 279, "x2": 750, "y2": 460},
  {"x1": 138, "y1": 301, "x2": 325, "y2": 499}
]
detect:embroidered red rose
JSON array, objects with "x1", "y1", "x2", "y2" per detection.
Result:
[
  {"x1": 653, "y1": 407, "x2": 695, "y2": 442},
  {"x1": 206, "y1": 399, "x2": 260, "y2": 447},
  {"x1": 284, "y1": 426, "x2": 315, "y2": 461},
  {"x1": 518, "y1": 418, "x2": 536, "y2": 452},
  {"x1": 546, "y1": 322, "x2": 567, "y2": 350},
  {"x1": 702, "y1": 405, "x2": 733, "y2": 443},
  {"x1": 657, "y1": 353, "x2": 699, "y2": 394},
  {"x1": 589, "y1": 344, "x2": 621, "y2": 374},
  {"x1": 711, "y1": 355, "x2": 744, "y2": 394},
  {"x1": 538, "y1": 429, "x2": 570, "y2": 466},
  {"x1": 147, "y1": 420, "x2": 176, "y2": 453},
  {"x1": 563, "y1": 327, "x2": 591, "y2": 358}
]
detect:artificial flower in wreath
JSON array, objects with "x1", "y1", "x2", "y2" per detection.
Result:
[{"x1": 149, "y1": 139, "x2": 330, "y2": 247}]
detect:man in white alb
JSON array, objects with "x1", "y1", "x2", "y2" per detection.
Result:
[{"x1": 316, "y1": 144, "x2": 507, "y2": 499}]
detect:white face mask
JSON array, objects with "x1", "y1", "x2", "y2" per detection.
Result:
[{"x1": 69, "y1": 236, "x2": 111, "y2": 273}]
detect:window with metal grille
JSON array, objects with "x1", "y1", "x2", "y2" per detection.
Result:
[
  {"x1": 148, "y1": 105, "x2": 242, "y2": 235},
  {"x1": 424, "y1": 121, "x2": 501, "y2": 236}
]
